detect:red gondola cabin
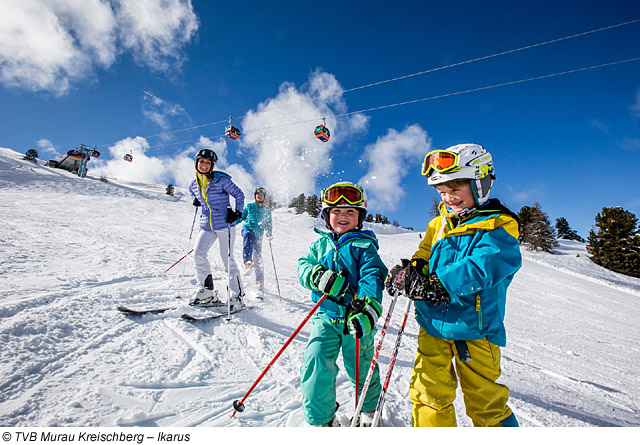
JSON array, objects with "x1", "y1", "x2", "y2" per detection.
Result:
[
  {"x1": 314, "y1": 124, "x2": 330, "y2": 142},
  {"x1": 124, "y1": 154, "x2": 133, "y2": 162},
  {"x1": 225, "y1": 125, "x2": 241, "y2": 140}
]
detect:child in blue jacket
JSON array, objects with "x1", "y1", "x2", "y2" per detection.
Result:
[
  {"x1": 297, "y1": 182, "x2": 388, "y2": 426},
  {"x1": 387, "y1": 144, "x2": 521, "y2": 427}
]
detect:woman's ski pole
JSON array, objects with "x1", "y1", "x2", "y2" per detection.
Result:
[
  {"x1": 371, "y1": 295, "x2": 413, "y2": 427},
  {"x1": 165, "y1": 249, "x2": 194, "y2": 273},
  {"x1": 350, "y1": 290, "x2": 399, "y2": 427},
  {"x1": 231, "y1": 294, "x2": 328, "y2": 418},
  {"x1": 176, "y1": 207, "x2": 198, "y2": 298},
  {"x1": 267, "y1": 238, "x2": 282, "y2": 301},
  {"x1": 226, "y1": 223, "x2": 232, "y2": 321}
]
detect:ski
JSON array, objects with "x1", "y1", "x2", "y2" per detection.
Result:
[
  {"x1": 117, "y1": 305, "x2": 177, "y2": 315},
  {"x1": 180, "y1": 312, "x2": 226, "y2": 322},
  {"x1": 181, "y1": 304, "x2": 249, "y2": 322}
]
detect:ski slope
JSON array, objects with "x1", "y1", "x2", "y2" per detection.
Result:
[{"x1": 1, "y1": 147, "x2": 639, "y2": 429}]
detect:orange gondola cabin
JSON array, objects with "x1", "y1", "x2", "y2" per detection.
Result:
[
  {"x1": 225, "y1": 125, "x2": 241, "y2": 140},
  {"x1": 314, "y1": 124, "x2": 330, "y2": 142},
  {"x1": 124, "y1": 153, "x2": 133, "y2": 162}
]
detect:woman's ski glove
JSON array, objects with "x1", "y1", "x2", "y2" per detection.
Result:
[
  {"x1": 344, "y1": 296, "x2": 382, "y2": 338},
  {"x1": 311, "y1": 266, "x2": 349, "y2": 297},
  {"x1": 192, "y1": 198, "x2": 201, "y2": 207},
  {"x1": 226, "y1": 207, "x2": 242, "y2": 223}
]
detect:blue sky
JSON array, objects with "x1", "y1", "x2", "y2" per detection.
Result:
[{"x1": 1, "y1": 0, "x2": 639, "y2": 237}]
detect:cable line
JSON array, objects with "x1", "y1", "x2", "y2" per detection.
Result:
[
  {"x1": 141, "y1": 56, "x2": 640, "y2": 151},
  {"x1": 99, "y1": 18, "x2": 640, "y2": 149},
  {"x1": 333, "y1": 57, "x2": 640, "y2": 118}
]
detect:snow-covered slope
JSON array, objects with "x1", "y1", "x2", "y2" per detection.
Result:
[{"x1": 1, "y1": 147, "x2": 638, "y2": 427}]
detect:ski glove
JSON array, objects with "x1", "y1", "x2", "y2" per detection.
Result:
[
  {"x1": 226, "y1": 207, "x2": 242, "y2": 224},
  {"x1": 416, "y1": 273, "x2": 450, "y2": 305},
  {"x1": 192, "y1": 198, "x2": 201, "y2": 207},
  {"x1": 344, "y1": 296, "x2": 382, "y2": 338},
  {"x1": 311, "y1": 266, "x2": 349, "y2": 297},
  {"x1": 386, "y1": 258, "x2": 427, "y2": 296}
]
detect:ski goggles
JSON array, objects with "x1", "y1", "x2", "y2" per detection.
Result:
[
  {"x1": 421, "y1": 150, "x2": 461, "y2": 177},
  {"x1": 322, "y1": 183, "x2": 364, "y2": 206},
  {"x1": 255, "y1": 187, "x2": 266, "y2": 195}
]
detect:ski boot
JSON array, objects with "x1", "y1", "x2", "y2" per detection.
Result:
[
  {"x1": 355, "y1": 410, "x2": 380, "y2": 427},
  {"x1": 190, "y1": 289, "x2": 224, "y2": 307}
]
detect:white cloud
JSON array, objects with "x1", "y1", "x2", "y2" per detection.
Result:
[
  {"x1": 358, "y1": 124, "x2": 432, "y2": 212},
  {"x1": 36, "y1": 139, "x2": 62, "y2": 158},
  {"x1": 142, "y1": 90, "x2": 189, "y2": 131},
  {"x1": 113, "y1": 0, "x2": 198, "y2": 72},
  {"x1": 238, "y1": 69, "x2": 369, "y2": 204},
  {"x1": 88, "y1": 135, "x2": 254, "y2": 203},
  {"x1": 0, "y1": 0, "x2": 198, "y2": 95}
]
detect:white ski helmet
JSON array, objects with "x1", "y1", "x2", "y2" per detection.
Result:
[
  {"x1": 422, "y1": 143, "x2": 496, "y2": 205},
  {"x1": 320, "y1": 182, "x2": 368, "y2": 230}
]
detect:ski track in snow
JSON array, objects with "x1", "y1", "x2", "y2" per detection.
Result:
[{"x1": 1, "y1": 147, "x2": 639, "y2": 428}]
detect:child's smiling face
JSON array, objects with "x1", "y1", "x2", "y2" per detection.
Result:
[
  {"x1": 329, "y1": 207, "x2": 359, "y2": 234},
  {"x1": 436, "y1": 181, "x2": 475, "y2": 212}
]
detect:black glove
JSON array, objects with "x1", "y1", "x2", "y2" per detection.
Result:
[
  {"x1": 385, "y1": 258, "x2": 449, "y2": 305},
  {"x1": 420, "y1": 273, "x2": 450, "y2": 306},
  {"x1": 385, "y1": 258, "x2": 428, "y2": 296},
  {"x1": 226, "y1": 207, "x2": 242, "y2": 224},
  {"x1": 192, "y1": 198, "x2": 201, "y2": 207}
]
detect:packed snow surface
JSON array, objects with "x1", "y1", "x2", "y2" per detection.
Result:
[{"x1": 1, "y1": 147, "x2": 639, "y2": 428}]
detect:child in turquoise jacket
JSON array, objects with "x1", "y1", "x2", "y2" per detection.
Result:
[{"x1": 297, "y1": 182, "x2": 388, "y2": 426}]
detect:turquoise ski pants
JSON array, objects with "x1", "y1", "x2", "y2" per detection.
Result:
[{"x1": 300, "y1": 311, "x2": 381, "y2": 425}]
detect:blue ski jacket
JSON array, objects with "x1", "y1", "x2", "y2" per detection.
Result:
[
  {"x1": 412, "y1": 199, "x2": 521, "y2": 347},
  {"x1": 241, "y1": 202, "x2": 272, "y2": 237},
  {"x1": 298, "y1": 228, "x2": 388, "y2": 322},
  {"x1": 189, "y1": 171, "x2": 245, "y2": 231}
]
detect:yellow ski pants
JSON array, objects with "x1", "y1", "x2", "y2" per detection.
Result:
[{"x1": 410, "y1": 329, "x2": 515, "y2": 427}]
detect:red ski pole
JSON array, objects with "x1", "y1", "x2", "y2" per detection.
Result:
[
  {"x1": 371, "y1": 296, "x2": 413, "y2": 427},
  {"x1": 231, "y1": 294, "x2": 328, "y2": 418},
  {"x1": 165, "y1": 249, "x2": 194, "y2": 273},
  {"x1": 350, "y1": 290, "x2": 399, "y2": 427}
]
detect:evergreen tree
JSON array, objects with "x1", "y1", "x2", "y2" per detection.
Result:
[
  {"x1": 165, "y1": 184, "x2": 175, "y2": 196},
  {"x1": 518, "y1": 202, "x2": 558, "y2": 252},
  {"x1": 364, "y1": 214, "x2": 373, "y2": 223},
  {"x1": 555, "y1": 217, "x2": 584, "y2": 242},
  {"x1": 380, "y1": 215, "x2": 390, "y2": 225},
  {"x1": 517, "y1": 205, "x2": 533, "y2": 244},
  {"x1": 429, "y1": 196, "x2": 441, "y2": 218},
  {"x1": 587, "y1": 206, "x2": 640, "y2": 278},
  {"x1": 374, "y1": 213, "x2": 383, "y2": 223},
  {"x1": 305, "y1": 194, "x2": 322, "y2": 217},
  {"x1": 290, "y1": 193, "x2": 306, "y2": 214},
  {"x1": 24, "y1": 149, "x2": 39, "y2": 161}
]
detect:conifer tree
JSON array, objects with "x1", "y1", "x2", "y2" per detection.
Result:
[
  {"x1": 305, "y1": 194, "x2": 322, "y2": 217},
  {"x1": 518, "y1": 202, "x2": 558, "y2": 252},
  {"x1": 290, "y1": 193, "x2": 306, "y2": 214},
  {"x1": 587, "y1": 207, "x2": 640, "y2": 278},
  {"x1": 165, "y1": 184, "x2": 175, "y2": 196},
  {"x1": 555, "y1": 217, "x2": 584, "y2": 242},
  {"x1": 24, "y1": 149, "x2": 39, "y2": 161},
  {"x1": 429, "y1": 196, "x2": 441, "y2": 218},
  {"x1": 364, "y1": 214, "x2": 373, "y2": 223}
]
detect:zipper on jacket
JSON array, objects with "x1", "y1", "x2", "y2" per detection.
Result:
[{"x1": 475, "y1": 294, "x2": 483, "y2": 331}]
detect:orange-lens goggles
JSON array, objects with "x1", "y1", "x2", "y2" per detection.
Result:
[
  {"x1": 322, "y1": 184, "x2": 364, "y2": 205},
  {"x1": 421, "y1": 151, "x2": 459, "y2": 177}
]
